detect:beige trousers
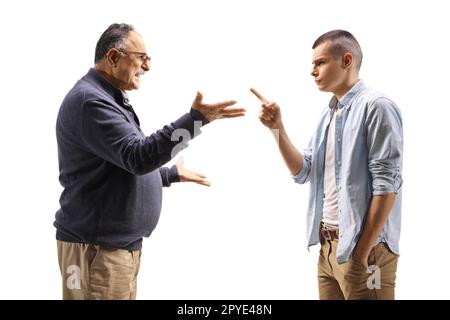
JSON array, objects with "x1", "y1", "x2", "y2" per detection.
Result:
[
  {"x1": 318, "y1": 238, "x2": 399, "y2": 300},
  {"x1": 57, "y1": 240, "x2": 141, "y2": 300}
]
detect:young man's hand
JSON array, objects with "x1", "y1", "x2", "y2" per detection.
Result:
[
  {"x1": 353, "y1": 243, "x2": 371, "y2": 269},
  {"x1": 250, "y1": 88, "x2": 283, "y2": 130}
]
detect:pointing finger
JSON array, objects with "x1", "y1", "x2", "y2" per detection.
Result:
[{"x1": 250, "y1": 88, "x2": 269, "y2": 104}]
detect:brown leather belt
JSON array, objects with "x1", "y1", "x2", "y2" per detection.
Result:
[{"x1": 320, "y1": 226, "x2": 339, "y2": 240}]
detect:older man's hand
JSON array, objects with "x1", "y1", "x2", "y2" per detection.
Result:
[
  {"x1": 176, "y1": 157, "x2": 211, "y2": 187},
  {"x1": 191, "y1": 92, "x2": 246, "y2": 122}
]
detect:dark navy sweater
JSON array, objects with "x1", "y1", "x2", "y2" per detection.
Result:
[{"x1": 54, "y1": 68, "x2": 208, "y2": 250}]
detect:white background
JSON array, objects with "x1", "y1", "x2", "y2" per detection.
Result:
[{"x1": 0, "y1": 0, "x2": 449, "y2": 299}]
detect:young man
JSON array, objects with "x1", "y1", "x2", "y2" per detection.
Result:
[
  {"x1": 251, "y1": 30, "x2": 403, "y2": 299},
  {"x1": 54, "y1": 23, "x2": 245, "y2": 299}
]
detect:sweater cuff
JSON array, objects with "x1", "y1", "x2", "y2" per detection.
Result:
[
  {"x1": 160, "y1": 165, "x2": 180, "y2": 187},
  {"x1": 172, "y1": 111, "x2": 207, "y2": 140},
  {"x1": 189, "y1": 108, "x2": 210, "y2": 125},
  {"x1": 169, "y1": 165, "x2": 180, "y2": 183}
]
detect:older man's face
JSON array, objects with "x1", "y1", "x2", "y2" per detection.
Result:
[{"x1": 112, "y1": 31, "x2": 150, "y2": 91}]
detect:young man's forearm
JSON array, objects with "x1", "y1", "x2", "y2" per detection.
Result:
[
  {"x1": 274, "y1": 124, "x2": 304, "y2": 176},
  {"x1": 356, "y1": 193, "x2": 397, "y2": 255}
]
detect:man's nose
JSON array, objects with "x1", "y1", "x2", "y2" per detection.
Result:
[
  {"x1": 142, "y1": 61, "x2": 150, "y2": 72},
  {"x1": 311, "y1": 67, "x2": 317, "y2": 77}
]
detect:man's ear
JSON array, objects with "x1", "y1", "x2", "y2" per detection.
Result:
[
  {"x1": 342, "y1": 52, "x2": 353, "y2": 68},
  {"x1": 106, "y1": 48, "x2": 121, "y2": 68}
]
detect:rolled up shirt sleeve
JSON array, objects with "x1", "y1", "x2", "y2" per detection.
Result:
[
  {"x1": 365, "y1": 97, "x2": 403, "y2": 195},
  {"x1": 293, "y1": 137, "x2": 313, "y2": 184}
]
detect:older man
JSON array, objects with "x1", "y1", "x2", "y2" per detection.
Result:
[{"x1": 54, "y1": 23, "x2": 245, "y2": 299}]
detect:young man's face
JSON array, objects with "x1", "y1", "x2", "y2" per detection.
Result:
[
  {"x1": 311, "y1": 41, "x2": 347, "y2": 94},
  {"x1": 111, "y1": 31, "x2": 150, "y2": 91}
]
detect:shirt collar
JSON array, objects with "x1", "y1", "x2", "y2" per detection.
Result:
[
  {"x1": 328, "y1": 79, "x2": 366, "y2": 109},
  {"x1": 121, "y1": 90, "x2": 131, "y2": 106}
]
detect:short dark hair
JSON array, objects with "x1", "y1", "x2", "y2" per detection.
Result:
[
  {"x1": 94, "y1": 23, "x2": 135, "y2": 63},
  {"x1": 312, "y1": 30, "x2": 363, "y2": 71}
]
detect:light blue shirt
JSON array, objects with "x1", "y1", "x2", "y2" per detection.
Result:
[{"x1": 294, "y1": 80, "x2": 403, "y2": 264}]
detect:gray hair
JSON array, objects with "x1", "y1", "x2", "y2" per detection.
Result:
[
  {"x1": 94, "y1": 23, "x2": 135, "y2": 63},
  {"x1": 312, "y1": 30, "x2": 363, "y2": 71}
]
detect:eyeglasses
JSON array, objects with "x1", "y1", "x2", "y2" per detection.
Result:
[{"x1": 118, "y1": 49, "x2": 151, "y2": 64}]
